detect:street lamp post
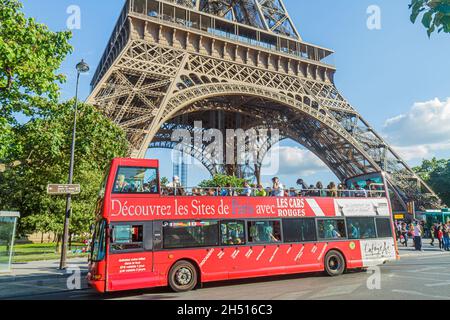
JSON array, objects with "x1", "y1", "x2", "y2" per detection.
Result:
[{"x1": 59, "y1": 59, "x2": 90, "y2": 270}]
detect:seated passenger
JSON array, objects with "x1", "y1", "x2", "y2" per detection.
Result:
[
  {"x1": 207, "y1": 188, "x2": 216, "y2": 196},
  {"x1": 115, "y1": 174, "x2": 130, "y2": 192},
  {"x1": 327, "y1": 182, "x2": 338, "y2": 197},
  {"x1": 221, "y1": 183, "x2": 235, "y2": 196},
  {"x1": 349, "y1": 223, "x2": 359, "y2": 239},
  {"x1": 315, "y1": 182, "x2": 326, "y2": 197},
  {"x1": 354, "y1": 183, "x2": 367, "y2": 198},
  {"x1": 289, "y1": 188, "x2": 297, "y2": 197},
  {"x1": 272, "y1": 177, "x2": 284, "y2": 197},
  {"x1": 255, "y1": 185, "x2": 267, "y2": 197},
  {"x1": 337, "y1": 183, "x2": 346, "y2": 197},
  {"x1": 325, "y1": 224, "x2": 342, "y2": 239},
  {"x1": 296, "y1": 179, "x2": 309, "y2": 195},
  {"x1": 241, "y1": 182, "x2": 252, "y2": 197}
]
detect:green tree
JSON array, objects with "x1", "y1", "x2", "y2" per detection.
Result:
[
  {"x1": 160, "y1": 177, "x2": 169, "y2": 187},
  {"x1": 199, "y1": 175, "x2": 248, "y2": 188},
  {"x1": 409, "y1": 0, "x2": 450, "y2": 36},
  {"x1": 0, "y1": 101, "x2": 128, "y2": 238},
  {"x1": 413, "y1": 158, "x2": 450, "y2": 207},
  {"x1": 0, "y1": 0, "x2": 72, "y2": 126}
]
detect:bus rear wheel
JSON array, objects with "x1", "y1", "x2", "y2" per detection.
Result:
[
  {"x1": 169, "y1": 260, "x2": 198, "y2": 292},
  {"x1": 324, "y1": 250, "x2": 346, "y2": 277}
]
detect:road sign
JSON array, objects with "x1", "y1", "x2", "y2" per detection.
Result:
[{"x1": 47, "y1": 184, "x2": 81, "y2": 195}]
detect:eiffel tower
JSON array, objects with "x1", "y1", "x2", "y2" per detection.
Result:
[{"x1": 88, "y1": 0, "x2": 441, "y2": 210}]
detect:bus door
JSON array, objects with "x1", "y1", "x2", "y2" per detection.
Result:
[{"x1": 105, "y1": 221, "x2": 158, "y2": 292}]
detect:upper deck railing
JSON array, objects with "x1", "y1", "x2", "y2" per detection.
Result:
[
  {"x1": 91, "y1": 0, "x2": 335, "y2": 89},
  {"x1": 160, "y1": 185, "x2": 387, "y2": 198}
]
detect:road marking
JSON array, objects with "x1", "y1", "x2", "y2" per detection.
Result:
[
  {"x1": 408, "y1": 266, "x2": 446, "y2": 273},
  {"x1": 425, "y1": 281, "x2": 450, "y2": 288},
  {"x1": 272, "y1": 290, "x2": 312, "y2": 300},
  {"x1": 389, "y1": 273, "x2": 449, "y2": 283},
  {"x1": 403, "y1": 270, "x2": 449, "y2": 276},
  {"x1": 392, "y1": 289, "x2": 450, "y2": 300},
  {"x1": 309, "y1": 284, "x2": 361, "y2": 299}
]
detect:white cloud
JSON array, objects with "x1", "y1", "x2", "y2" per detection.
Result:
[
  {"x1": 261, "y1": 146, "x2": 328, "y2": 177},
  {"x1": 383, "y1": 97, "x2": 450, "y2": 161},
  {"x1": 384, "y1": 97, "x2": 450, "y2": 146}
]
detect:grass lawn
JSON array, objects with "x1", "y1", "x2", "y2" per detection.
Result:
[{"x1": 0, "y1": 243, "x2": 89, "y2": 263}]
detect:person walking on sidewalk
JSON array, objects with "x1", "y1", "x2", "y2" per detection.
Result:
[
  {"x1": 413, "y1": 222, "x2": 423, "y2": 251},
  {"x1": 401, "y1": 222, "x2": 408, "y2": 247},
  {"x1": 430, "y1": 224, "x2": 436, "y2": 247},
  {"x1": 437, "y1": 226, "x2": 444, "y2": 251},
  {"x1": 444, "y1": 223, "x2": 450, "y2": 252}
]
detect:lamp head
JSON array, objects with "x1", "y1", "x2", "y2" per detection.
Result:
[{"x1": 76, "y1": 59, "x2": 90, "y2": 74}]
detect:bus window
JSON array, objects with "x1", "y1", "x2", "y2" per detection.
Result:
[
  {"x1": 318, "y1": 219, "x2": 346, "y2": 240},
  {"x1": 163, "y1": 221, "x2": 219, "y2": 249},
  {"x1": 113, "y1": 167, "x2": 159, "y2": 194},
  {"x1": 111, "y1": 224, "x2": 144, "y2": 252},
  {"x1": 282, "y1": 219, "x2": 317, "y2": 243},
  {"x1": 376, "y1": 218, "x2": 393, "y2": 238},
  {"x1": 91, "y1": 220, "x2": 106, "y2": 262},
  {"x1": 346, "y1": 218, "x2": 376, "y2": 240},
  {"x1": 247, "y1": 221, "x2": 281, "y2": 244},
  {"x1": 220, "y1": 221, "x2": 246, "y2": 245}
]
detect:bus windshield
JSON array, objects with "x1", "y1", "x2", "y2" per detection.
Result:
[{"x1": 113, "y1": 166, "x2": 159, "y2": 194}]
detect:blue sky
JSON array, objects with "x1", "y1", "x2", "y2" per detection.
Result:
[{"x1": 21, "y1": 0, "x2": 450, "y2": 187}]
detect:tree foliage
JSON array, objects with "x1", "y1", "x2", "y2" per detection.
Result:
[
  {"x1": 199, "y1": 175, "x2": 249, "y2": 188},
  {"x1": 0, "y1": 0, "x2": 72, "y2": 125},
  {"x1": 410, "y1": 0, "x2": 450, "y2": 36},
  {"x1": 413, "y1": 158, "x2": 450, "y2": 207},
  {"x1": 0, "y1": 101, "x2": 129, "y2": 237}
]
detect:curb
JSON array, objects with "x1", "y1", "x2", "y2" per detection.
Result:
[{"x1": 0, "y1": 271, "x2": 88, "y2": 284}]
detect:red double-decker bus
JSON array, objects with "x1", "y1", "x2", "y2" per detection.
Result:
[{"x1": 88, "y1": 158, "x2": 398, "y2": 293}]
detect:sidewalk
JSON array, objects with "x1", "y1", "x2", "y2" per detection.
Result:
[
  {"x1": 397, "y1": 238, "x2": 449, "y2": 258},
  {"x1": 0, "y1": 258, "x2": 89, "y2": 299}
]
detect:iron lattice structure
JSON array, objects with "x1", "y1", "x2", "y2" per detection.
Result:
[{"x1": 88, "y1": 0, "x2": 442, "y2": 210}]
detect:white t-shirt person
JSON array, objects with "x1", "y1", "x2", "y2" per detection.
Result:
[{"x1": 272, "y1": 178, "x2": 284, "y2": 197}]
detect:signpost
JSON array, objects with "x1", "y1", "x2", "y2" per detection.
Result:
[
  {"x1": 47, "y1": 184, "x2": 81, "y2": 195},
  {"x1": 47, "y1": 184, "x2": 81, "y2": 270}
]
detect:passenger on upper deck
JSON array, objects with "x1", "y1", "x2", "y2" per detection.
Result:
[
  {"x1": 296, "y1": 179, "x2": 309, "y2": 196},
  {"x1": 241, "y1": 182, "x2": 252, "y2": 197},
  {"x1": 353, "y1": 183, "x2": 367, "y2": 198},
  {"x1": 272, "y1": 177, "x2": 284, "y2": 197},
  {"x1": 255, "y1": 185, "x2": 267, "y2": 197},
  {"x1": 327, "y1": 182, "x2": 338, "y2": 197},
  {"x1": 115, "y1": 174, "x2": 130, "y2": 192}
]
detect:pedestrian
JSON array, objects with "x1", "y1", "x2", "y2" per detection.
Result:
[
  {"x1": 444, "y1": 223, "x2": 450, "y2": 252},
  {"x1": 437, "y1": 226, "x2": 444, "y2": 251},
  {"x1": 401, "y1": 222, "x2": 408, "y2": 247},
  {"x1": 430, "y1": 224, "x2": 435, "y2": 247},
  {"x1": 413, "y1": 222, "x2": 423, "y2": 251}
]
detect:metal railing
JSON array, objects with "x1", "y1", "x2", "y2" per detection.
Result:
[{"x1": 160, "y1": 185, "x2": 387, "y2": 198}]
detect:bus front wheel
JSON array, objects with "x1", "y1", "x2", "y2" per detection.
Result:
[
  {"x1": 169, "y1": 260, "x2": 198, "y2": 292},
  {"x1": 324, "y1": 250, "x2": 346, "y2": 277}
]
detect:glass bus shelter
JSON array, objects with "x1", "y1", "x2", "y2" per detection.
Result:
[{"x1": 0, "y1": 211, "x2": 20, "y2": 273}]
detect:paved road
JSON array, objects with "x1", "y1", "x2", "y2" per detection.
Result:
[{"x1": 9, "y1": 252, "x2": 450, "y2": 300}]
